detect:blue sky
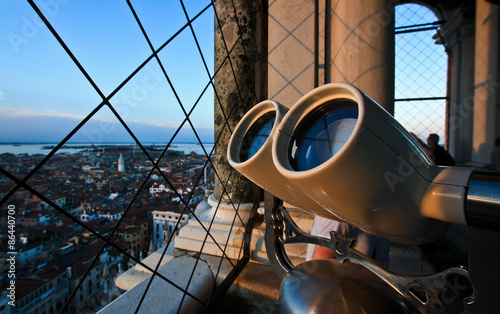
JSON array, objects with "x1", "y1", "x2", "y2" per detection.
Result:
[
  {"x1": 0, "y1": 2, "x2": 446, "y2": 145},
  {"x1": 0, "y1": 0, "x2": 215, "y2": 144}
]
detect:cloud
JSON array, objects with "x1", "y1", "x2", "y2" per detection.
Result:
[
  {"x1": 0, "y1": 107, "x2": 213, "y2": 143},
  {"x1": 147, "y1": 121, "x2": 184, "y2": 129},
  {"x1": 0, "y1": 91, "x2": 6, "y2": 102},
  {"x1": 0, "y1": 107, "x2": 86, "y2": 120}
]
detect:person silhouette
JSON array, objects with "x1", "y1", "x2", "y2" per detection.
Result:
[{"x1": 426, "y1": 133, "x2": 455, "y2": 166}]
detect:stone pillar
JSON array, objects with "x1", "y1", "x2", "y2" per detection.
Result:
[
  {"x1": 213, "y1": 0, "x2": 260, "y2": 204},
  {"x1": 176, "y1": 0, "x2": 266, "y2": 259},
  {"x1": 472, "y1": 0, "x2": 500, "y2": 166},
  {"x1": 440, "y1": 8, "x2": 475, "y2": 164},
  {"x1": 329, "y1": 0, "x2": 395, "y2": 112}
]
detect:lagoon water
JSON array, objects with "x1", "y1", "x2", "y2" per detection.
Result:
[{"x1": 0, "y1": 143, "x2": 215, "y2": 156}]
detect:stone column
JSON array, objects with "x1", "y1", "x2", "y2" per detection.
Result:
[
  {"x1": 213, "y1": 0, "x2": 260, "y2": 204},
  {"x1": 472, "y1": 0, "x2": 500, "y2": 166},
  {"x1": 329, "y1": 0, "x2": 395, "y2": 112},
  {"x1": 440, "y1": 8, "x2": 475, "y2": 164},
  {"x1": 176, "y1": 0, "x2": 266, "y2": 259}
]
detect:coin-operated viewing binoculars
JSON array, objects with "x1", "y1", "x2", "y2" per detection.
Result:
[{"x1": 228, "y1": 83, "x2": 500, "y2": 313}]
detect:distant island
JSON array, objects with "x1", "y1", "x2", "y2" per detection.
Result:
[{"x1": 41, "y1": 143, "x2": 179, "y2": 152}]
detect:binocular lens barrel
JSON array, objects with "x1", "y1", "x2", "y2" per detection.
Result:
[
  {"x1": 289, "y1": 100, "x2": 358, "y2": 171},
  {"x1": 239, "y1": 111, "x2": 275, "y2": 162}
]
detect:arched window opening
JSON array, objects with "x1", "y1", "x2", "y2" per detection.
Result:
[{"x1": 395, "y1": 3, "x2": 448, "y2": 146}]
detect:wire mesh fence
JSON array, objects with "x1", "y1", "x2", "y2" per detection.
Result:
[
  {"x1": 0, "y1": 2, "x2": 455, "y2": 313},
  {"x1": 395, "y1": 3, "x2": 449, "y2": 146},
  {"x1": 0, "y1": 1, "x2": 259, "y2": 313}
]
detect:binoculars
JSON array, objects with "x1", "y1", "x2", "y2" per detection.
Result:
[{"x1": 228, "y1": 83, "x2": 482, "y2": 244}]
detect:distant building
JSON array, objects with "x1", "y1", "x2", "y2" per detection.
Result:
[
  {"x1": 46, "y1": 225, "x2": 80, "y2": 244},
  {"x1": 39, "y1": 194, "x2": 67, "y2": 209},
  {"x1": 18, "y1": 240, "x2": 51, "y2": 269},
  {"x1": 82, "y1": 165, "x2": 92, "y2": 172},
  {"x1": 12, "y1": 265, "x2": 70, "y2": 314},
  {"x1": 98, "y1": 208, "x2": 124, "y2": 221},
  {"x1": 149, "y1": 184, "x2": 170, "y2": 195},
  {"x1": 116, "y1": 218, "x2": 149, "y2": 257},
  {"x1": 17, "y1": 212, "x2": 51, "y2": 228},
  {"x1": 61, "y1": 247, "x2": 106, "y2": 313},
  {"x1": 152, "y1": 205, "x2": 190, "y2": 249},
  {"x1": 117, "y1": 154, "x2": 125, "y2": 172},
  {"x1": 67, "y1": 207, "x2": 84, "y2": 219},
  {"x1": 80, "y1": 210, "x2": 99, "y2": 222}
]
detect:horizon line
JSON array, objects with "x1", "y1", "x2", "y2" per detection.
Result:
[{"x1": 0, "y1": 141, "x2": 216, "y2": 145}]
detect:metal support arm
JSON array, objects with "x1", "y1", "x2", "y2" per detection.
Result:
[{"x1": 265, "y1": 197, "x2": 476, "y2": 313}]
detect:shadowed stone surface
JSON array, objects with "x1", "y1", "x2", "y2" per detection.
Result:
[{"x1": 214, "y1": 0, "x2": 260, "y2": 204}]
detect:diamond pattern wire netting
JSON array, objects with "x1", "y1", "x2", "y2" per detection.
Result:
[
  {"x1": 0, "y1": 1, "x2": 258, "y2": 313},
  {"x1": 395, "y1": 3, "x2": 448, "y2": 144},
  {"x1": 268, "y1": 0, "x2": 316, "y2": 105}
]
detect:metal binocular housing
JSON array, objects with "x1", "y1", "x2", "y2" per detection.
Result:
[{"x1": 228, "y1": 82, "x2": 499, "y2": 244}]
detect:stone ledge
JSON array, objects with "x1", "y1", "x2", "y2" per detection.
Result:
[
  {"x1": 115, "y1": 244, "x2": 175, "y2": 291},
  {"x1": 99, "y1": 253, "x2": 214, "y2": 314}
]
